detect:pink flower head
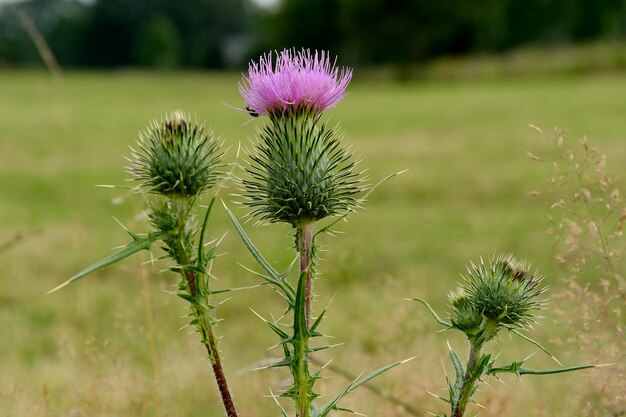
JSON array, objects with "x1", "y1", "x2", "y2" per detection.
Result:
[{"x1": 239, "y1": 49, "x2": 352, "y2": 116}]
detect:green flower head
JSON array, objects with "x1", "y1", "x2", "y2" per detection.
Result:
[
  {"x1": 129, "y1": 111, "x2": 223, "y2": 198},
  {"x1": 448, "y1": 288, "x2": 483, "y2": 333},
  {"x1": 242, "y1": 107, "x2": 362, "y2": 227},
  {"x1": 462, "y1": 254, "x2": 547, "y2": 330}
]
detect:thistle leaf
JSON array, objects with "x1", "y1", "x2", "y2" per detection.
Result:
[
  {"x1": 447, "y1": 342, "x2": 465, "y2": 389},
  {"x1": 410, "y1": 298, "x2": 453, "y2": 328},
  {"x1": 197, "y1": 197, "x2": 216, "y2": 264},
  {"x1": 223, "y1": 201, "x2": 296, "y2": 304},
  {"x1": 510, "y1": 328, "x2": 562, "y2": 366},
  {"x1": 48, "y1": 231, "x2": 166, "y2": 293},
  {"x1": 249, "y1": 308, "x2": 291, "y2": 341},
  {"x1": 310, "y1": 309, "x2": 327, "y2": 336},
  {"x1": 487, "y1": 363, "x2": 595, "y2": 377},
  {"x1": 293, "y1": 270, "x2": 310, "y2": 343},
  {"x1": 316, "y1": 357, "x2": 413, "y2": 417}
]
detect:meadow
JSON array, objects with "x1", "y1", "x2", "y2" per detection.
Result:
[{"x1": 1, "y1": 70, "x2": 625, "y2": 417}]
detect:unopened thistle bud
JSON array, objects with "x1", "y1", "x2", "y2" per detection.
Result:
[
  {"x1": 448, "y1": 288, "x2": 482, "y2": 333},
  {"x1": 129, "y1": 111, "x2": 222, "y2": 198},
  {"x1": 239, "y1": 49, "x2": 361, "y2": 226},
  {"x1": 462, "y1": 254, "x2": 546, "y2": 330}
]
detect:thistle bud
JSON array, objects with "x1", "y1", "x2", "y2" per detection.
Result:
[
  {"x1": 448, "y1": 288, "x2": 482, "y2": 333},
  {"x1": 463, "y1": 254, "x2": 546, "y2": 330},
  {"x1": 129, "y1": 111, "x2": 222, "y2": 198}
]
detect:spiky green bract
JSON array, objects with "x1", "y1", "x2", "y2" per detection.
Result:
[
  {"x1": 448, "y1": 289, "x2": 482, "y2": 333},
  {"x1": 243, "y1": 107, "x2": 362, "y2": 227},
  {"x1": 462, "y1": 254, "x2": 546, "y2": 331},
  {"x1": 129, "y1": 111, "x2": 223, "y2": 197}
]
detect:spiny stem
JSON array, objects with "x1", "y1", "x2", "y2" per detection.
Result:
[
  {"x1": 178, "y1": 242, "x2": 239, "y2": 417},
  {"x1": 298, "y1": 222, "x2": 314, "y2": 327},
  {"x1": 203, "y1": 310, "x2": 238, "y2": 417},
  {"x1": 295, "y1": 222, "x2": 314, "y2": 417},
  {"x1": 452, "y1": 344, "x2": 481, "y2": 417}
]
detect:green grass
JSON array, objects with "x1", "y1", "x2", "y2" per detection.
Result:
[{"x1": 2, "y1": 70, "x2": 625, "y2": 417}]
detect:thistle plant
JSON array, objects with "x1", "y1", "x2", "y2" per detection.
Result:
[
  {"x1": 413, "y1": 254, "x2": 595, "y2": 417},
  {"x1": 227, "y1": 48, "x2": 407, "y2": 417},
  {"x1": 50, "y1": 111, "x2": 239, "y2": 417}
]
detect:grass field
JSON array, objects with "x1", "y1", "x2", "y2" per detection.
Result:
[{"x1": 2, "y1": 70, "x2": 626, "y2": 417}]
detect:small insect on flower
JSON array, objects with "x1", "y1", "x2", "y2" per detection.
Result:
[
  {"x1": 245, "y1": 106, "x2": 259, "y2": 118},
  {"x1": 239, "y1": 48, "x2": 353, "y2": 117},
  {"x1": 222, "y1": 102, "x2": 259, "y2": 122}
]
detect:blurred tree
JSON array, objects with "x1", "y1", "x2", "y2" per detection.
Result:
[
  {"x1": 83, "y1": 0, "x2": 137, "y2": 66},
  {"x1": 0, "y1": 0, "x2": 625, "y2": 69},
  {"x1": 133, "y1": 14, "x2": 182, "y2": 68},
  {"x1": 0, "y1": 0, "x2": 86, "y2": 67},
  {"x1": 47, "y1": 2, "x2": 89, "y2": 67},
  {"x1": 262, "y1": 0, "x2": 626, "y2": 67},
  {"x1": 263, "y1": 0, "x2": 342, "y2": 52},
  {"x1": 0, "y1": 0, "x2": 252, "y2": 68}
]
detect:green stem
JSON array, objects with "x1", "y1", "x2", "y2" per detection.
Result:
[
  {"x1": 298, "y1": 223, "x2": 314, "y2": 327},
  {"x1": 452, "y1": 344, "x2": 481, "y2": 417},
  {"x1": 176, "y1": 240, "x2": 239, "y2": 417},
  {"x1": 294, "y1": 222, "x2": 314, "y2": 417}
]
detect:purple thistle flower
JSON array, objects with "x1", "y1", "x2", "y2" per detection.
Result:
[{"x1": 239, "y1": 48, "x2": 352, "y2": 116}]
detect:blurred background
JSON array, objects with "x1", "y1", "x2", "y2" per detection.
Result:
[
  {"x1": 2, "y1": 0, "x2": 626, "y2": 72},
  {"x1": 1, "y1": 1, "x2": 625, "y2": 417}
]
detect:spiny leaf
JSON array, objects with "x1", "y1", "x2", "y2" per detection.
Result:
[
  {"x1": 447, "y1": 342, "x2": 465, "y2": 389},
  {"x1": 410, "y1": 298, "x2": 453, "y2": 328},
  {"x1": 250, "y1": 357, "x2": 293, "y2": 371},
  {"x1": 48, "y1": 231, "x2": 166, "y2": 293},
  {"x1": 178, "y1": 293, "x2": 195, "y2": 303},
  {"x1": 223, "y1": 201, "x2": 296, "y2": 304},
  {"x1": 310, "y1": 309, "x2": 327, "y2": 334},
  {"x1": 197, "y1": 197, "x2": 216, "y2": 264},
  {"x1": 310, "y1": 343, "x2": 342, "y2": 353},
  {"x1": 510, "y1": 328, "x2": 562, "y2": 366},
  {"x1": 487, "y1": 363, "x2": 595, "y2": 377},
  {"x1": 293, "y1": 269, "x2": 310, "y2": 343},
  {"x1": 249, "y1": 308, "x2": 292, "y2": 347},
  {"x1": 316, "y1": 357, "x2": 414, "y2": 417},
  {"x1": 207, "y1": 288, "x2": 232, "y2": 295}
]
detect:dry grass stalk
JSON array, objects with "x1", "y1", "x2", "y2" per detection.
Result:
[{"x1": 530, "y1": 127, "x2": 625, "y2": 416}]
